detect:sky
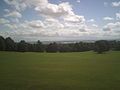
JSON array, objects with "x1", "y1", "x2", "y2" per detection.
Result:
[{"x1": 0, "y1": 0, "x2": 120, "y2": 41}]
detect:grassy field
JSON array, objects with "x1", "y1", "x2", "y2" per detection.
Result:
[{"x1": 0, "y1": 51, "x2": 120, "y2": 90}]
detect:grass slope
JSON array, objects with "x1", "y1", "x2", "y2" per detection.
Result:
[{"x1": 0, "y1": 51, "x2": 120, "y2": 90}]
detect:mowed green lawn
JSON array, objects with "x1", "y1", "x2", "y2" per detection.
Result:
[{"x1": 0, "y1": 51, "x2": 120, "y2": 90}]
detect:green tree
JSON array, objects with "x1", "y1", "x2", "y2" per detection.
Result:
[
  {"x1": 0, "y1": 36, "x2": 6, "y2": 51},
  {"x1": 115, "y1": 41, "x2": 120, "y2": 51},
  {"x1": 35, "y1": 40, "x2": 44, "y2": 52},
  {"x1": 5, "y1": 37, "x2": 16, "y2": 51},
  {"x1": 46, "y1": 42, "x2": 58, "y2": 52},
  {"x1": 17, "y1": 40, "x2": 28, "y2": 52},
  {"x1": 59, "y1": 44, "x2": 72, "y2": 52},
  {"x1": 94, "y1": 40, "x2": 110, "y2": 54}
]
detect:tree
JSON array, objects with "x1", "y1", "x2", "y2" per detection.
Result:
[
  {"x1": 94, "y1": 40, "x2": 110, "y2": 54},
  {"x1": 5, "y1": 37, "x2": 16, "y2": 51},
  {"x1": 46, "y1": 42, "x2": 58, "y2": 52},
  {"x1": 0, "y1": 36, "x2": 6, "y2": 51},
  {"x1": 27, "y1": 43, "x2": 34, "y2": 52},
  {"x1": 35, "y1": 40, "x2": 44, "y2": 52},
  {"x1": 73, "y1": 42, "x2": 85, "y2": 52},
  {"x1": 17, "y1": 40, "x2": 28, "y2": 52},
  {"x1": 114, "y1": 41, "x2": 120, "y2": 51},
  {"x1": 59, "y1": 44, "x2": 72, "y2": 52}
]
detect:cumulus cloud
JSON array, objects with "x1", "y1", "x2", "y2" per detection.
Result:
[
  {"x1": 104, "y1": 2, "x2": 108, "y2": 7},
  {"x1": 76, "y1": 0, "x2": 80, "y2": 3},
  {"x1": 4, "y1": 0, "x2": 27, "y2": 11},
  {"x1": 4, "y1": 0, "x2": 118, "y2": 40},
  {"x1": 116, "y1": 12, "x2": 120, "y2": 20},
  {"x1": 35, "y1": 2, "x2": 74, "y2": 18},
  {"x1": 25, "y1": 0, "x2": 48, "y2": 7},
  {"x1": 3, "y1": 0, "x2": 84, "y2": 23},
  {"x1": 5, "y1": 23, "x2": 18, "y2": 29},
  {"x1": 79, "y1": 28, "x2": 86, "y2": 32},
  {"x1": 0, "y1": 18, "x2": 10, "y2": 24},
  {"x1": 44, "y1": 18, "x2": 64, "y2": 29},
  {"x1": 103, "y1": 17, "x2": 114, "y2": 21},
  {"x1": 4, "y1": 11, "x2": 22, "y2": 18},
  {"x1": 103, "y1": 27, "x2": 111, "y2": 31},
  {"x1": 4, "y1": 9, "x2": 10, "y2": 13},
  {"x1": 3, "y1": 0, "x2": 48, "y2": 14},
  {"x1": 103, "y1": 22, "x2": 120, "y2": 33},
  {"x1": 64, "y1": 15, "x2": 85, "y2": 23},
  {"x1": 1, "y1": 0, "x2": 109, "y2": 39},
  {"x1": 92, "y1": 24, "x2": 98, "y2": 27},
  {"x1": 28, "y1": 20, "x2": 44, "y2": 28},
  {"x1": 104, "y1": 22, "x2": 120, "y2": 28},
  {"x1": 87, "y1": 19, "x2": 95, "y2": 23},
  {"x1": 112, "y1": 1, "x2": 120, "y2": 7}
]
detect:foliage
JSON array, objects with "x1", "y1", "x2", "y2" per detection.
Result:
[
  {"x1": 0, "y1": 35, "x2": 120, "y2": 53},
  {"x1": 94, "y1": 40, "x2": 110, "y2": 54},
  {"x1": 0, "y1": 36, "x2": 6, "y2": 51}
]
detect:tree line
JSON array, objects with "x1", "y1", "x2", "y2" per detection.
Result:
[{"x1": 0, "y1": 36, "x2": 120, "y2": 53}]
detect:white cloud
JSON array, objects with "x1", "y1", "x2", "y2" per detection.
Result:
[
  {"x1": 44, "y1": 18, "x2": 59, "y2": 22},
  {"x1": 3, "y1": 0, "x2": 87, "y2": 38},
  {"x1": 35, "y1": 2, "x2": 74, "y2": 18},
  {"x1": 87, "y1": 19, "x2": 95, "y2": 23},
  {"x1": 5, "y1": 23, "x2": 18, "y2": 29},
  {"x1": 103, "y1": 17, "x2": 114, "y2": 21},
  {"x1": 4, "y1": 0, "x2": 27, "y2": 11},
  {"x1": 103, "y1": 27, "x2": 111, "y2": 31},
  {"x1": 4, "y1": 11, "x2": 22, "y2": 18},
  {"x1": 44, "y1": 18, "x2": 64, "y2": 29},
  {"x1": 4, "y1": 0, "x2": 118, "y2": 40},
  {"x1": 116, "y1": 12, "x2": 120, "y2": 20},
  {"x1": 92, "y1": 24, "x2": 98, "y2": 27},
  {"x1": 28, "y1": 20, "x2": 44, "y2": 28},
  {"x1": 104, "y1": 22, "x2": 120, "y2": 28},
  {"x1": 3, "y1": 0, "x2": 83, "y2": 23},
  {"x1": 104, "y1": 2, "x2": 108, "y2": 7},
  {"x1": 103, "y1": 22, "x2": 120, "y2": 33},
  {"x1": 4, "y1": 9, "x2": 10, "y2": 13},
  {"x1": 0, "y1": 18, "x2": 10, "y2": 24},
  {"x1": 79, "y1": 28, "x2": 86, "y2": 32},
  {"x1": 33, "y1": 0, "x2": 87, "y2": 36},
  {"x1": 3, "y1": 0, "x2": 48, "y2": 13},
  {"x1": 25, "y1": 0, "x2": 48, "y2": 7},
  {"x1": 64, "y1": 15, "x2": 85, "y2": 23},
  {"x1": 112, "y1": 1, "x2": 120, "y2": 7},
  {"x1": 76, "y1": 0, "x2": 80, "y2": 3}
]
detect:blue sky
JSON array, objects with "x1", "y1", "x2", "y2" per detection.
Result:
[{"x1": 0, "y1": 0, "x2": 120, "y2": 41}]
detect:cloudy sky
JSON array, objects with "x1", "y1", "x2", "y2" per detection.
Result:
[{"x1": 0, "y1": 0, "x2": 120, "y2": 41}]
